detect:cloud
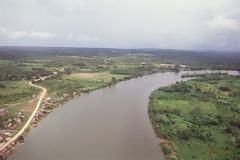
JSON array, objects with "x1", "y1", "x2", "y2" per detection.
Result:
[
  {"x1": 0, "y1": 27, "x2": 27, "y2": 40},
  {"x1": 208, "y1": 16, "x2": 240, "y2": 32},
  {"x1": 7, "y1": 31, "x2": 27, "y2": 40},
  {"x1": 0, "y1": 27, "x2": 56, "y2": 40},
  {"x1": 67, "y1": 34, "x2": 99, "y2": 42},
  {"x1": 29, "y1": 31, "x2": 56, "y2": 38},
  {"x1": 1, "y1": 0, "x2": 240, "y2": 50},
  {"x1": 38, "y1": 0, "x2": 94, "y2": 13}
]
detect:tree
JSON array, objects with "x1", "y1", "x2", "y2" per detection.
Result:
[
  {"x1": 235, "y1": 136, "x2": 240, "y2": 148},
  {"x1": 177, "y1": 128, "x2": 190, "y2": 140},
  {"x1": 111, "y1": 77, "x2": 117, "y2": 84},
  {"x1": 174, "y1": 64, "x2": 180, "y2": 72},
  {"x1": 219, "y1": 86, "x2": 231, "y2": 92},
  {"x1": 64, "y1": 68, "x2": 71, "y2": 75}
]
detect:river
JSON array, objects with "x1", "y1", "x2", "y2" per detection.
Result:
[{"x1": 9, "y1": 70, "x2": 239, "y2": 160}]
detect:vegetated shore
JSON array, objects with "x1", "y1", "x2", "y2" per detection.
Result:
[
  {"x1": 0, "y1": 82, "x2": 46, "y2": 158},
  {"x1": 1, "y1": 70, "x2": 235, "y2": 159},
  {"x1": 0, "y1": 69, "x2": 165, "y2": 159},
  {"x1": 148, "y1": 73, "x2": 240, "y2": 160}
]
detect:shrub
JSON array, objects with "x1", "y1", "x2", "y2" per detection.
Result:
[
  {"x1": 177, "y1": 128, "x2": 190, "y2": 140},
  {"x1": 235, "y1": 136, "x2": 240, "y2": 148},
  {"x1": 154, "y1": 114, "x2": 171, "y2": 124},
  {"x1": 191, "y1": 114, "x2": 219, "y2": 126},
  {"x1": 111, "y1": 77, "x2": 117, "y2": 84},
  {"x1": 160, "y1": 144, "x2": 172, "y2": 155},
  {"x1": 190, "y1": 125, "x2": 213, "y2": 141},
  {"x1": 233, "y1": 154, "x2": 240, "y2": 160},
  {"x1": 229, "y1": 119, "x2": 240, "y2": 128},
  {"x1": 169, "y1": 156, "x2": 178, "y2": 160},
  {"x1": 231, "y1": 106, "x2": 240, "y2": 113},
  {"x1": 225, "y1": 126, "x2": 238, "y2": 135},
  {"x1": 0, "y1": 84, "x2": 6, "y2": 88},
  {"x1": 219, "y1": 86, "x2": 231, "y2": 92}
]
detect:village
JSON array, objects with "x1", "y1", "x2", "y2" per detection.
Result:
[{"x1": 0, "y1": 67, "x2": 122, "y2": 158}]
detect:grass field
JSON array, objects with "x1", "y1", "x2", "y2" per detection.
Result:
[
  {"x1": 39, "y1": 71, "x2": 127, "y2": 97},
  {"x1": 149, "y1": 75, "x2": 240, "y2": 160},
  {"x1": 0, "y1": 81, "x2": 40, "y2": 106},
  {"x1": 0, "y1": 81, "x2": 40, "y2": 131},
  {"x1": 69, "y1": 72, "x2": 126, "y2": 82}
]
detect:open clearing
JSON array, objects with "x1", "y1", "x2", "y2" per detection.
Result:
[{"x1": 69, "y1": 72, "x2": 126, "y2": 82}]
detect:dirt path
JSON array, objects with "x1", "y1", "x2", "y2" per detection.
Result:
[{"x1": 0, "y1": 81, "x2": 47, "y2": 151}]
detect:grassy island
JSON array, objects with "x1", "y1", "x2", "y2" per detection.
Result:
[{"x1": 149, "y1": 75, "x2": 240, "y2": 160}]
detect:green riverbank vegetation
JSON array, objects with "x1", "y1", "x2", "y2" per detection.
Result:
[
  {"x1": 149, "y1": 75, "x2": 240, "y2": 160},
  {"x1": 0, "y1": 51, "x2": 174, "y2": 137},
  {"x1": 1, "y1": 47, "x2": 240, "y2": 156}
]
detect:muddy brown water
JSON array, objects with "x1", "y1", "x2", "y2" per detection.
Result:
[{"x1": 9, "y1": 70, "x2": 239, "y2": 160}]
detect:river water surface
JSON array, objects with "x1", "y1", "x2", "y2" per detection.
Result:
[{"x1": 9, "y1": 70, "x2": 239, "y2": 160}]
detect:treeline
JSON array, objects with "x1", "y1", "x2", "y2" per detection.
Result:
[
  {"x1": 0, "y1": 46, "x2": 240, "y2": 70},
  {"x1": 0, "y1": 65, "x2": 52, "y2": 81},
  {"x1": 110, "y1": 65, "x2": 157, "y2": 77},
  {"x1": 181, "y1": 72, "x2": 228, "y2": 78}
]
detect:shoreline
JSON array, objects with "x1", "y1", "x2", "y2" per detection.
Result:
[
  {"x1": 0, "y1": 70, "x2": 163, "y2": 159},
  {"x1": 0, "y1": 82, "x2": 47, "y2": 159},
  {"x1": 148, "y1": 71, "x2": 240, "y2": 160},
  {"x1": 2, "y1": 69, "x2": 237, "y2": 159}
]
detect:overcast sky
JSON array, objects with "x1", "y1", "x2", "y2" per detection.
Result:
[{"x1": 0, "y1": 0, "x2": 240, "y2": 50}]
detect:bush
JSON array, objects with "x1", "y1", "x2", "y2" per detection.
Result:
[
  {"x1": 169, "y1": 156, "x2": 178, "y2": 160},
  {"x1": 190, "y1": 125, "x2": 213, "y2": 141},
  {"x1": 110, "y1": 77, "x2": 117, "y2": 84},
  {"x1": 177, "y1": 128, "x2": 190, "y2": 140},
  {"x1": 225, "y1": 126, "x2": 238, "y2": 135},
  {"x1": 154, "y1": 114, "x2": 171, "y2": 124},
  {"x1": 233, "y1": 154, "x2": 240, "y2": 160},
  {"x1": 229, "y1": 119, "x2": 240, "y2": 128},
  {"x1": 235, "y1": 136, "x2": 240, "y2": 148},
  {"x1": 0, "y1": 84, "x2": 6, "y2": 88},
  {"x1": 219, "y1": 86, "x2": 231, "y2": 91},
  {"x1": 231, "y1": 106, "x2": 240, "y2": 113},
  {"x1": 191, "y1": 114, "x2": 219, "y2": 126},
  {"x1": 160, "y1": 144, "x2": 172, "y2": 155}
]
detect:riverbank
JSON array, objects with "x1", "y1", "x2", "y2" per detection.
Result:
[
  {"x1": 10, "y1": 71, "x2": 186, "y2": 160},
  {"x1": 0, "y1": 69, "x2": 166, "y2": 159},
  {"x1": 3, "y1": 70, "x2": 237, "y2": 159},
  {"x1": 148, "y1": 74, "x2": 240, "y2": 160},
  {"x1": 0, "y1": 78, "x2": 118, "y2": 159},
  {"x1": 0, "y1": 82, "x2": 47, "y2": 159}
]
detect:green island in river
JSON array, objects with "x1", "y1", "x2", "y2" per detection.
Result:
[{"x1": 149, "y1": 74, "x2": 240, "y2": 160}]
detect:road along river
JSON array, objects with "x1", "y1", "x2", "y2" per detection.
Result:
[{"x1": 9, "y1": 70, "x2": 239, "y2": 160}]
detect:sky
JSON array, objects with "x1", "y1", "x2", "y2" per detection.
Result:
[{"x1": 0, "y1": 0, "x2": 240, "y2": 51}]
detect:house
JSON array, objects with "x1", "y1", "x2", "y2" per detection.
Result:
[{"x1": 4, "y1": 132, "x2": 11, "y2": 137}]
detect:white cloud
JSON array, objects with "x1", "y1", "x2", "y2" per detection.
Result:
[
  {"x1": 208, "y1": 16, "x2": 240, "y2": 32},
  {"x1": 60, "y1": 0, "x2": 85, "y2": 11},
  {"x1": 66, "y1": 33, "x2": 74, "y2": 40},
  {"x1": 0, "y1": 27, "x2": 27, "y2": 40},
  {"x1": 29, "y1": 31, "x2": 56, "y2": 38},
  {"x1": 76, "y1": 35, "x2": 99, "y2": 42},
  {"x1": 1, "y1": 0, "x2": 240, "y2": 50},
  {"x1": 67, "y1": 34, "x2": 99, "y2": 42},
  {"x1": 0, "y1": 27, "x2": 56, "y2": 40},
  {"x1": 38, "y1": 0, "x2": 95, "y2": 13},
  {"x1": 7, "y1": 31, "x2": 27, "y2": 40}
]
